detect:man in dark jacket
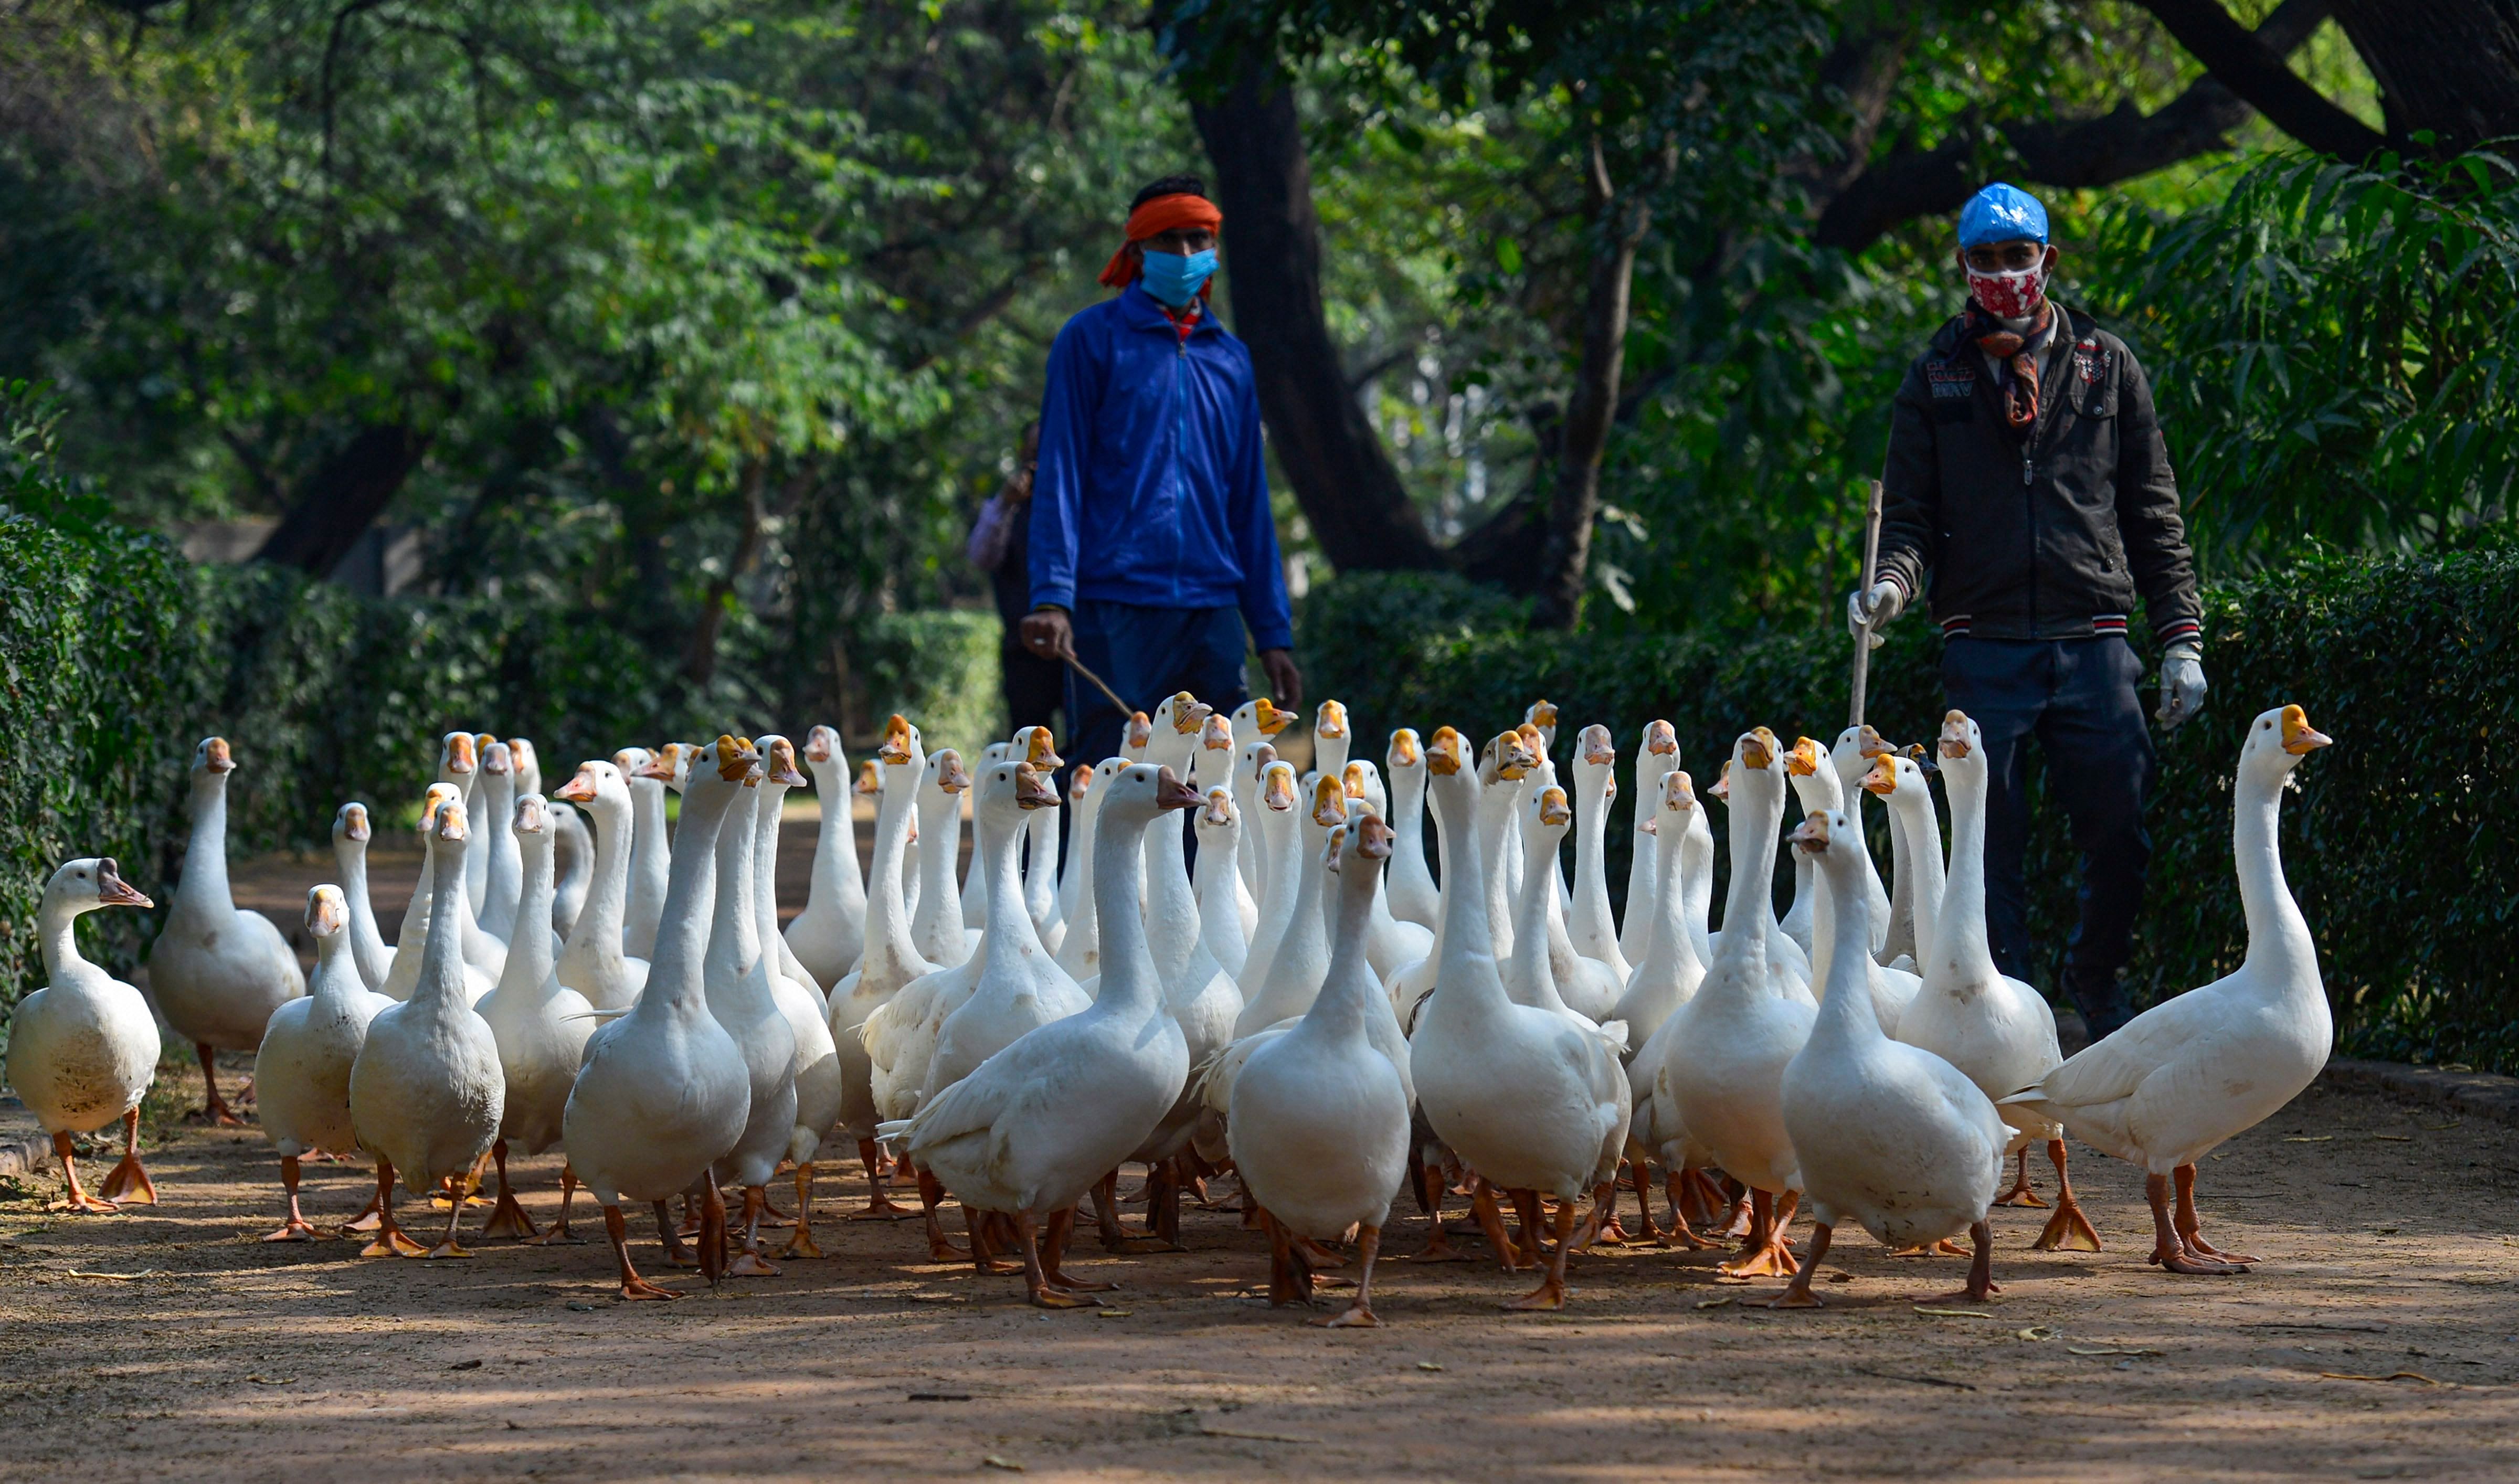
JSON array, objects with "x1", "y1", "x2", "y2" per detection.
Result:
[
  {"x1": 1850, "y1": 182, "x2": 2206, "y2": 1038},
  {"x1": 1018, "y1": 175, "x2": 1300, "y2": 766}
]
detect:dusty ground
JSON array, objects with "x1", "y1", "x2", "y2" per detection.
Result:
[{"x1": 4, "y1": 1069, "x2": 2517, "y2": 1483}]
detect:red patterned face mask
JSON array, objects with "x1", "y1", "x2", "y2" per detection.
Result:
[{"x1": 1966, "y1": 262, "x2": 2047, "y2": 320}]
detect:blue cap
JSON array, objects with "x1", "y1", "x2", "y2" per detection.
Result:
[{"x1": 1959, "y1": 183, "x2": 2048, "y2": 248}]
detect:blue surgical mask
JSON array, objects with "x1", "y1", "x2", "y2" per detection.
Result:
[{"x1": 1138, "y1": 248, "x2": 1217, "y2": 309}]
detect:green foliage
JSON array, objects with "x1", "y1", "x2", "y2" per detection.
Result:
[
  {"x1": 1302, "y1": 555, "x2": 2519, "y2": 1074},
  {"x1": 855, "y1": 611, "x2": 1008, "y2": 764},
  {"x1": 2087, "y1": 148, "x2": 2519, "y2": 569}
]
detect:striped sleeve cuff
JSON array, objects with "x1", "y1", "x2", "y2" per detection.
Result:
[{"x1": 2152, "y1": 616, "x2": 2202, "y2": 645}]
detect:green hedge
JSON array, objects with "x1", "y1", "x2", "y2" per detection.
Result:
[
  {"x1": 856, "y1": 610, "x2": 1006, "y2": 764},
  {"x1": 1298, "y1": 561, "x2": 2519, "y2": 1074}
]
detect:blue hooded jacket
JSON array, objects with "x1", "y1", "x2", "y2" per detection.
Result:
[{"x1": 1026, "y1": 282, "x2": 1294, "y2": 652}]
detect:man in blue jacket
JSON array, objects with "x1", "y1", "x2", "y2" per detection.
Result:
[{"x1": 1019, "y1": 175, "x2": 1300, "y2": 766}]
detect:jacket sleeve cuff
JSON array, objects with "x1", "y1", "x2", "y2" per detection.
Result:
[
  {"x1": 1249, "y1": 622, "x2": 1295, "y2": 652},
  {"x1": 2151, "y1": 615, "x2": 2202, "y2": 645},
  {"x1": 1030, "y1": 582, "x2": 1076, "y2": 613}
]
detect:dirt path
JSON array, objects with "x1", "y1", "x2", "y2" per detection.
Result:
[{"x1": 3, "y1": 1071, "x2": 2516, "y2": 1482}]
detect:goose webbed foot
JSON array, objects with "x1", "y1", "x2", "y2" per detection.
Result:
[
  {"x1": 604, "y1": 1206, "x2": 683, "y2": 1300},
  {"x1": 97, "y1": 1112, "x2": 157, "y2": 1205},
  {"x1": 1313, "y1": 1227, "x2": 1385, "y2": 1328},
  {"x1": 1501, "y1": 1201, "x2": 1578, "y2": 1310},
  {"x1": 1922, "y1": 1222, "x2": 2001, "y2": 1302},
  {"x1": 1716, "y1": 1190, "x2": 1800, "y2": 1279},
  {"x1": 1992, "y1": 1147, "x2": 2048, "y2": 1207},
  {"x1": 1756, "y1": 1222, "x2": 1836, "y2": 1309},
  {"x1": 778, "y1": 1165, "x2": 824, "y2": 1259},
  {"x1": 2172, "y1": 1163, "x2": 2257, "y2": 1263}
]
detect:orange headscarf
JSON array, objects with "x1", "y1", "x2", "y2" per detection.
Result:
[{"x1": 1098, "y1": 193, "x2": 1225, "y2": 289}]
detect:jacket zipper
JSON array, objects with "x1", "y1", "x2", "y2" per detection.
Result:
[
  {"x1": 1172, "y1": 334, "x2": 1189, "y2": 599},
  {"x1": 2018, "y1": 312, "x2": 2072, "y2": 637}
]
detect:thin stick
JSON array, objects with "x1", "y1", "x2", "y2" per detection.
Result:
[
  {"x1": 1849, "y1": 478, "x2": 1885, "y2": 729},
  {"x1": 1061, "y1": 652, "x2": 1133, "y2": 716}
]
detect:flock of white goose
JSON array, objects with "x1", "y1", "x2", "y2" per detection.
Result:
[{"x1": 6, "y1": 693, "x2": 2335, "y2": 1321}]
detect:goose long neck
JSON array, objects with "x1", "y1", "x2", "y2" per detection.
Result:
[
  {"x1": 709, "y1": 786, "x2": 762, "y2": 978},
  {"x1": 178, "y1": 775, "x2": 234, "y2": 915},
  {"x1": 37, "y1": 894, "x2": 86, "y2": 980},
  {"x1": 1645, "y1": 814, "x2": 1705, "y2": 979},
  {"x1": 1022, "y1": 805, "x2": 1059, "y2": 916},
  {"x1": 641, "y1": 780, "x2": 737, "y2": 1021},
  {"x1": 1709, "y1": 775, "x2": 1776, "y2": 996},
  {"x1": 311, "y1": 931, "x2": 353, "y2": 1000},
  {"x1": 982, "y1": 802, "x2": 1046, "y2": 956},
  {"x1": 574, "y1": 797, "x2": 632, "y2": 969},
  {"x1": 1432, "y1": 772, "x2": 1501, "y2": 973},
  {"x1": 1899, "y1": 788, "x2": 1945, "y2": 968},
  {"x1": 1057, "y1": 789, "x2": 1101, "y2": 920},
  {"x1": 1308, "y1": 855, "x2": 1379, "y2": 1040},
  {"x1": 1933, "y1": 760, "x2": 1996, "y2": 981},
  {"x1": 751, "y1": 786, "x2": 789, "y2": 955},
  {"x1": 1511, "y1": 815, "x2": 1557, "y2": 962},
  {"x1": 1093, "y1": 805, "x2": 1159, "y2": 1015},
  {"x1": 502, "y1": 829, "x2": 557, "y2": 998},
  {"x1": 869, "y1": 769, "x2": 919, "y2": 956},
  {"x1": 810, "y1": 760, "x2": 862, "y2": 892},
  {"x1": 415, "y1": 836, "x2": 471, "y2": 1012},
  {"x1": 2235, "y1": 767, "x2": 2315, "y2": 984},
  {"x1": 335, "y1": 831, "x2": 391, "y2": 989},
  {"x1": 1809, "y1": 847, "x2": 1883, "y2": 1045},
  {"x1": 916, "y1": 787, "x2": 961, "y2": 907}
]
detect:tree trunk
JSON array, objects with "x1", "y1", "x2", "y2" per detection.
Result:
[
  {"x1": 1531, "y1": 138, "x2": 1652, "y2": 632},
  {"x1": 250, "y1": 422, "x2": 428, "y2": 577},
  {"x1": 2331, "y1": 0, "x2": 2519, "y2": 150},
  {"x1": 1190, "y1": 71, "x2": 1444, "y2": 574}
]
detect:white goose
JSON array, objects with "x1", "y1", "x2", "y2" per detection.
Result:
[
  {"x1": 472, "y1": 791, "x2": 595, "y2": 1243},
  {"x1": 1617, "y1": 721, "x2": 1682, "y2": 968},
  {"x1": 1014, "y1": 726, "x2": 1068, "y2": 952},
  {"x1": 701, "y1": 747, "x2": 799, "y2": 1278},
  {"x1": 1338, "y1": 761, "x2": 1435, "y2": 983},
  {"x1": 382, "y1": 784, "x2": 496, "y2": 1006},
  {"x1": 964, "y1": 741, "x2": 1011, "y2": 932},
  {"x1": 1501, "y1": 783, "x2": 1625, "y2": 1025},
  {"x1": 1828, "y1": 725, "x2": 1896, "y2": 956},
  {"x1": 333, "y1": 802, "x2": 397, "y2": 995},
  {"x1": 1382, "y1": 729, "x2": 1442, "y2": 932},
  {"x1": 1226, "y1": 813, "x2": 1412, "y2": 1326},
  {"x1": 149, "y1": 737, "x2": 305, "y2": 1124},
  {"x1": 786, "y1": 726, "x2": 867, "y2": 989},
  {"x1": 883, "y1": 763, "x2": 1199, "y2": 1307},
  {"x1": 1894, "y1": 711, "x2": 2093, "y2": 1252},
  {"x1": 1863, "y1": 749, "x2": 1945, "y2": 1013},
  {"x1": 2004, "y1": 704, "x2": 2333, "y2": 1275},
  {"x1": 477, "y1": 742, "x2": 525, "y2": 944},
  {"x1": 829, "y1": 714, "x2": 936, "y2": 1216},
  {"x1": 7, "y1": 857, "x2": 160, "y2": 1213},
  {"x1": 1311, "y1": 698, "x2": 1353, "y2": 780},
  {"x1": 550, "y1": 798, "x2": 594, "y2": 943},
  {"x1": 1566, "y1": 725, "x2": 1633, "y2": 984},
  {"x1": 562, "y1": 737, "x2": 756, "y2": 1297},
  {"x1": 1191, "y1": 715, "x2": 1256, "y2": 938},
  {"x1": 616, "y1": 746, "x2": 668, "y2": 962},
  {"x1": 1193, "y1": 788, "x2": 1253, "y2": 979},
  {"x1": 1471, "y1": 729, "x2": 1537, "y2": 961},
  {"x1": 1771, "y1": 807, "x2": 2006, "y2": 1308},
  {"x1": 748, "y1": 735, "x2": 844, "y2": 1259},
  {"x1": 1409, "y1": 727, "x2": 1625, "y2": 1309},
  {"x1": 1233, "y1": 773, "x2": 1347, "y2": 1036},
  {"x1": 1702, "y1": 764, "x2": 1814, "y2": 1004},
  {"x1": 551, "y1": 759, "x2": 651, "y2": 1013},
  {"x1": 439, "y1": 732, "x2": 488, "y2": 916},
  {"x1": 1656, "y1": 728, "x2": 1815, "y2": 1278},
  {"x1": 1231, "y1": 760, "x2": 1304, "y2": 1006},
  {"x1": 1614, "y1": 769, "x2": 1717, "y2": 1248},
  {"x1": 256, "y1": 885, "x2": 395, "y2": 1239},
  {"x1": 1227, "y1": 697, "x2": 1295, "y2": 894},
  {"x1": 347, "y1": 797, "x2": 506, "y2": 1259},
  {"x1": 1786, "y1": 736, "x2": 1921, "y2": 1031},
  {"x1": 906, "y1": 748, "x2": 976, "y2": 969}
]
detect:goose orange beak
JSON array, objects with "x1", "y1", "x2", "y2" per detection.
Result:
[
  {"x1": 1388, "y1": 728, "x2": 1422, "y2": 768},
  {"x1": 1526, "y1": 699, "x2": 1558, "y2": 731},
  {"x1": 1069, "y1": 764, "x2": 1093, "y2": 801},
  {"x1": 1862, "y1": 757, "x2": 1899, "y2": 796},
  {"x1": 1263, "y1": 765, "x2": 1298, "y2": 811},
  {"x1": 305, "y1": 884, "x2": 346, "y2": 935},
  {"x1": 1939, "y1": 709, "x2": 1973, "y2": 760},
  {"x1": 1786, "y1": 736, "x2": 1824, "y2": 777},
  {"x1": 444, "y1": 733, "x2": 475, "y2": 775},
  {"x1": 1311, "y1": 773, "x2": 1349, "y2": 826},
  {"x1": 1315, "y1": 699, "x2": 1349, "y2": 739},
  {"x1": 1710, "y1": 761, "x2": 1732, "y2": 801},
  {"x1": 805, "y1": 725, "x2": 837, "y2": 765},
  {"x1": 856, "y1": 760, "x2": 883, "y2": 796},
  {"x1": 1013, "y1": 762, "x2": 1062, "y2": 810},
  {"x1": 1253, "y1": 698, "x2": 1292, "y2": 736},
  {"x1": 1201, "y1": 787, "x2": 1234, "y2": 826},
  {"x1": 1356, "y1": 814, "x2": 1395, "y2": 861},
  {"x1": 1580, "y1": 724, "x2": 1615, "y2": 767},
  {"x1": 556, "y1": 767, "x2": 600, "y2": 802},
  {"x1": 714, "y1": 734, "x2": 756, "y2": 782},
  {"x1": 1856, "y1": 724, "x2": 1893, "y2": 759},
  {"x1": 435, "y1": 799, "x2": 470, "y2": 842},
  {"x1": 341, "y1": 803, "x2": 372, "y2": 843},
  {"x1": 1537, "y1": 786, "x2": 1572, "y2": 828},
  {"x1": 1425, "y1": 726, "x2": 1465, "y2": 777},
  {"x1": 1341, "y1": 761, "x2": 1368, "y2": 800},
  {"x1": 934, "y1": 749, "x2": 972, "y2": 793},
  {"x1": 98, "y1": 858, "x2": 153, "y2": 910},
  {"x1": 2279, "y1": 704, "x2": 2332, "y2": 755},
  {"x1": 1644, "y1": 719, "x2": 1678, "y2": 757},
  {"x1": 879, "y1": 715, "x2": 915, "y2": 766},
  {"x1": 515, "y1": 794, "x2": 549, "y2": 833},
  {"x1": 765, "y1": 738, "x2": 808, "y2": 788},
  {"x1": 1170, "y1": 692, "x2": 1214, "y2": 733},
  {"x1": 1125, "y1": 712, "x2": 1153, "y2": 750},
  {"x1": 1664, "y1": 769, "x2": 1696, "y2": 811},
  {"x1": 1790, "y1": 811, "x2": 1830, "y2": 853},
  {"x1": 1738, "y1": 730, "x2": 1774, "y2": 771}
]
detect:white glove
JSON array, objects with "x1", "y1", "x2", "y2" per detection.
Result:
[
  {"x1": 1845, "y1": 579, "x2": 1903, "y2": 649},
  {"x1": 2157, "y1": 642, "x2": 2207, "y2": 730}
]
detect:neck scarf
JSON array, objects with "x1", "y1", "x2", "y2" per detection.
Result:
[{"x1": 1967, "y1": 299, "x2": 2055, "y2": 431}]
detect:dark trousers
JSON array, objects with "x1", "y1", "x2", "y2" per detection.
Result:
[
  {"x1": 1065, "y1": 599, "x2": 1251, "y2": 768},
  {"x1": 1940, "y1": 636, "x2": 2153, "y2": 1037}
]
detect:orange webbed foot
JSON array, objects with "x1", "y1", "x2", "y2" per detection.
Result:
[
  {"x1": 359, "y1": 1230, "x2": 427, "y2": 1258},
  {"x1": 97, "y1": 1156, "x2": 157, "y2": 1205},
  {"x1": 727, "y1": 1252, "x2": 781, "y2": 1278},
  {"x1": 260, "y1": 1220, "x2": 319, "y2": 1243}
]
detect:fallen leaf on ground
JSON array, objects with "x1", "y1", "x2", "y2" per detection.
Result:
[
  {"x1": 66, "y1": 1269, "x2": 163, "y2": 1281},
  {"x1": 1695, "y1": 1296, "x2": 1734, "y2": 1310},
  {"x1": 1912, "y1": 1307, "x2": 1993, "y2": 1319},
  {"x1": 1415, "y1": 1362, "x2": 1443, "y2": 1372},
  {"x1": 2282, "y1": 1136, "x2": 2334, "y2": 1143},
  {"x1": 1200, "y1": 1424, "x2": 1320, "y2": 1443},
  {"x1": 243, "y1": 1375, "x2": 292, "y2": 1385},
  {"x1": 2016, "y1": 1327, "x2": 2056, "y2": 1341},
  {"x1": 2068, "y1": 1346, "x2": 2165, "y2": 1357},
  {"x1": 2321, "y1": 1371, "x2": 2446, "y2": 1386},
  {"x1": 1097, "y1": 1309, "x2": 1132, "y2": 1318},
  {"x1": 982, "y1": 1456, "x2": 1024, "y2": 1472}
]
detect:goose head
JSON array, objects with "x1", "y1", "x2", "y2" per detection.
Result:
[
  {"x1": 305, "y1": 884, "x2": 348, "y2": 939},
  {"x1": 47, "y1": 856, "x2": 153, "y2": 915},
  {"x1": 1309, "y1": 773, "x2": 1349, "y2": 832},
  {"x1": 1648, "y1": 768, "x2": 1697, "y2": 836},
  {"x1": 1784, "y1": 735, "x2": 1825, "y2": 779},
  {"x1": 1197, "y1": 786, "x2": 1237, "y2": 836},
  {"x1": 507, "y1": 737, "x2": 542, "y2": 796},
  {"x1": 1015, "y1": 725, "x2": 1064, "y2": 776},
  {"x1": 1067, "y1": 762, "x2": 1093, "y2": 808},
  {"x1": 1166, "y1": 691, "x2": 1216, "y2": 735},
  {"x1": 926, "y1": 748, "x2": 971, "y2": 799},
  {"x1": 980, "y1": 741, "x2": 1013, "y2": 771},
  {"x1": 1861, "y1": 754, "x2": 1901, "y2": 799},
  {"x1": 1386, "y1": 727, "x2": 1423, "y2": 775},
  {"x1": 1522, "y1": 698, "x2": 1559, "y2": 747},
  {"x1": 557, "y1": 759, "x2": 633, "y2": 821},
  {"x1": 1261, "y1": 760, "x2": 1299, "y2": 816},
  {"x1": 1579, "y1": 724, "x2": 1616, "y2": 771},
  {"x1": 1351, "y1": 811, "x2": 1395, "y2": 864},
  {"x1": 856, "y1": 760, "x2": 882, "y2": 800},
  {"x1": 1314, "y1": 699, "x2": 1349, "y2": 743},
  {"x1": 758, "y1": 734, "x2": 808, "y2": 789},
  {"x1": 515, "y1": 791, "x2": 550, "y2": 839},
  {"x1": 335, "y1": 801, "x2": 372, "y2": 846},
  {"x1": 803, "y1": 724, "x2": 843, "y2": 769},
  {"x1": 1935, "y1": 711, "x2": 1984, "y2": 786},
  {"x1": 2244, "y1": 703, "x2": 2333, "y2": 786},
  {"x1": 433, "y1": 794, "x2": 471, "y2": 845},
  {"x1": 482, "y1": 739, "x2": 513, "y2": 785},
  {"x1": 1094, "y1": 755, "x2": 1129, "y2": 792},
  {"x1": 1487, "y1": 729, "x2": 1540, "y2": 783},
  {"x1": 1641, "y1": 719, "x2": 1679, "y2": 761},
  {"x1": 1708, "y1": 760, "x2": 1731, "y2": 804},
  {"x1": 1531, "y1": 786, "x2": 1574, "y2": 850},
  {"x1": 1424, "y1": 726, "x2": 1468, "y2": 778},
  {"x1": 612, "y1": 745, "x2": 655, "y2": 783},
  {"x1": 1122, "y1": 711, "x2": 1155, "y2": 761},
  {"x1": 877, "y1": 714, "x2": 917, "y2": 767},
  {"x1": 1341, "y1": 759, "x2": 1389, "y2": 818},
  {"x1": 1236, "y1": 697, "x2": 1294, "y2": 739},
  {"x1": 1012, "y1": 760, "x2": 1062, "y2": 811},
  {"x1": 438, "y1": 732, "x2": 477, "y2": 786},
  {"x1": 1198, "y1": 713, "x2": 1235, "y2": 772},
  {"x1": 191, "y1": 736, "x2": 236, "y2": 783},
  {"x1": 1103, "y1": 762, "x2": 1203, "y2": 826},
  {"x1": 1789, "y1": 809, "x2": 1858, "y2": 887}
]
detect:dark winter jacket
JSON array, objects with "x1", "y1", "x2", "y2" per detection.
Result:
[{"x1": 1875, "y1": 303, "x2": 2202, "y2": 646}]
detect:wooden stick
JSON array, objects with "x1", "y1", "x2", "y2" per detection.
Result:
[
  {"x1": 1062, "y1": 652, "x2": 1133, "y2": 717},
  {"x1": 1849, "y1": 478, "x2": 1885, "y2": 729}
]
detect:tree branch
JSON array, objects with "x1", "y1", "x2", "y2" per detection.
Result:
[
  {"x1": 2134, "y1": 0, "x2": 2387, "y2": 160},
  {"x1": 1816, "y1": 0, "x2": 2339, "y2": 252}
]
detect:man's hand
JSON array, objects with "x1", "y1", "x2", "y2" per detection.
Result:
[
  {"x1": 1258, "y1": 649, "x2": 1302, "y2": 714},
  {"x1": 2157, "y1": 642, "x2": 2207, "y2": 730},
  {"x1": 1845, "y1": 579, "x2": 1904, "y2": 649},
  {"x1": 1019, "y1": 608, "x2": 1076, "y2": 663}
]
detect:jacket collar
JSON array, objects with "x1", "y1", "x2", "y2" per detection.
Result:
[
  {"x1": 1931, "y1": 299, "x2": 2088, "y2": 359},
  {"x1": 1118, "y1": 281, "x2": 1223, "y2": 338}
]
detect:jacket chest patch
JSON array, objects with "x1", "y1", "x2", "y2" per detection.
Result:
[
  {"x1": 2072, "y1": 340, "x2": 2108, "y2": 385},
  {"x1": 1926, "y1": 361, "x2": 1976, "y2": 399}
]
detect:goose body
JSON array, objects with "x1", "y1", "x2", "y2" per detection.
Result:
[
  {"x1": 1617, "y1": 771, "x2": 1712, "y2": 1178},
  {"x1": 7, "y1": 857, "x2": 161, "y2": 1211},
  {"x1": 149, "y1": 737, "x2": 305, "y2": 1121},
  {"x1": 739, "y1": 737, "x2": 845, "y2": 1257},
  {"x1": 1868, "y1": 749, "x2": 1945, "y2": 986},
  {"x1": 829, "y1": 717, "x2": 938, "y2": 1205},
  {"x1": 1774, "y1": 807, "x2": 2005, "y2": 1305},
  {"x1": 348, "y1": 798, "x2": 507, "y2": 1254},
  {"x1": 1233, "y1": 771, "x2": 1343, "y2": 1036},
  {"x1": 382, "y1": 785, "x2": 499, "y2": 1006},
  {"x1": 907, "y1": 748, "x2": 978, "y2": 969},
  {"x1": 252, "y1": 885, "x2": 395, "y2": 1237},
  {"x1": 563, "y1": 738, "x2": 757, "y2": 1297},
  {"x1": 1501, "y1": 782, "x2": 1625, "y2": 1025},
  {"x1": 786, "y1": 726, "x2": 869, "y2": 989},
  {"x1": 701, "y1": 748, "x2": 800, "y2": 1273},
  {"x1": 2004, "y1": 706, "x2": 2334, "y2": 1274},
  {"x1": 1786, "y1": 737, "x2": 1920, "y2": 1031}
]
